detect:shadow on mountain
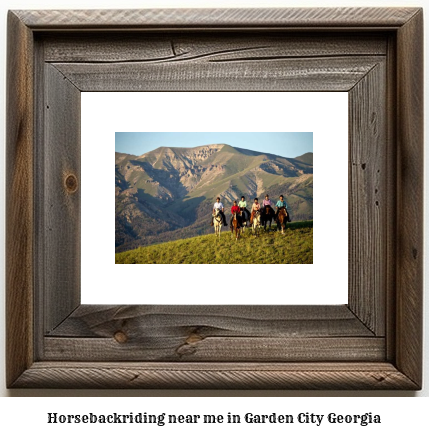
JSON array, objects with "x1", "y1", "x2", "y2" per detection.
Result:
[
  {"x1": 130, "y1": 159, "x2": 187, "y2": 198},
  {"x1": 167, "y1": 195, "x2": 206, "y2": 222},
  {"x1": 288, "y1": 157, "x2": 313, "y2": 174}
]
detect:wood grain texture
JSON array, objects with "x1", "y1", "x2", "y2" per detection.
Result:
[
  {"x1": 395, "y1": 10, "x2": 423, "y2": 388},
  {"x1": 44, "y1": 337, "x2": 385, "y2": 362},
  {"x1": 14, "y1": 8, "x2": 420, "y2": 29},
  {"x1": 44, "y1": 305, "x2": 379, "y2": 362},
  {"x1": 33, "y1": 38, "x2": 46, "y2": 361},
  {"x1": 44, "y1": 64, "x2": 81, "y2": 333},
  {"x1": 47, "y1": 305, "x2": 375, "y2": 338},
  {"x1": 11, "y1": 362, "x2": 419, "y2": 390},
  {"x1": 52, "y1": 56, "x2": 384, "y2": 92},
  {"x1": 42, "y1": 33, "x2": 387, "y2": 63},
  {"x1": 385, "y1": 34, "x2": 397, "y2": 363},
  {"x1": 348, "y1": 62, "x2": 386, "y2": 336},
  {"x1": 6, "y1": 11, "x2": 35, "y2": 387}
]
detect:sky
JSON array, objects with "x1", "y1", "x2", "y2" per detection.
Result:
[{"x1": 115, "y1": 132, "x2": 313, "y2": 158}]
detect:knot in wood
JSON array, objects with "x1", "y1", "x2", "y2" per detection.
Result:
[
  {"x1": 65, "y1": 174, "x2": 78, "y2": 193},
  {"x1": 186, "y1": 333, "x2": 203, "y2": 344},
  {"x1": 114, "y1": 331, "x2": 128, "y2": 343}
]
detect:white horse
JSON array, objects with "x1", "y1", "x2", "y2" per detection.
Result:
[
  {"x1": 240, "y1": 211, "x2": 247, "y2": 235},
  {"x1": 252, "y1": 211, "x2": 261, "y2": 237},
  {"x1": 213, "y1": 209, "x2": 222, "y2": 239}
]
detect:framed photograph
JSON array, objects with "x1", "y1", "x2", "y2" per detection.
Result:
[
  {"x1": 6, "y1": 7, "x2": 423, "y2": 389},
  {"x1": 82, "y1": 92, "x2": 347, "y2": 306}
]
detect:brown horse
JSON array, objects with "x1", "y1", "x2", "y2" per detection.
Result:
[
  {"x1": 231, "y1": 212, "x2": 241, "y2": 241},
  {"x1": 276, "y1": 207, "x2": 287, "y2": 234}
]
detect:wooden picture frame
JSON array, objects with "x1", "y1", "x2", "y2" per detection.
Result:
[{"x1": 6, "y1": 7, "x2": 423, "y2": 389}]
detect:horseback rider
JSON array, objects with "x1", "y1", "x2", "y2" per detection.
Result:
[
  {"x1": 262, "y1": 194, "x2": 275, "y2": 216},
  {"x1": 230, "y1": 200, "x2": 242, "y2": 229},
  {"x1": 275, "y1": 194, "x2": 289, "y2": 229},
  {"x1": 250, "y1": 198, "x2": 261, "y2": 224},
  {"x1": 275, "y1": 194, "x2": 288, "y2": 218},
  {"x1": 210, "y1": 196, "x2": 228, "y2": 226},
  {"x1": 238, "y1": 196, "x2": 250, "y2": 222}
]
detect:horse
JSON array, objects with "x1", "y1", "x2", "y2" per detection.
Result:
[
  {"x1": 231, "y1": 212, "x2": 241, "y2": 241},
  {"x1": 261, "y1": 205, "x2": 275, "y2": 231},
  {"x1": 252, "y1": 210, "x2": 261, "y2": 237},
  {"x1": 276, "y1": 207, "x2": 288, "y2": 234},
  {"x1": 240, "y1": 208, "x2": 249, "y2": 233},
  {"x1": 213, "y1": 208, "x2": 222, "y2": 239},
  {"x1": 240, "y1": 212, "x2": 246, "y2": 235}
]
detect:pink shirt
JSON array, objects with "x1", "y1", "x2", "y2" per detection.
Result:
[{"x1": 262, "y1": 199, "x2": 272, "y2": 206}]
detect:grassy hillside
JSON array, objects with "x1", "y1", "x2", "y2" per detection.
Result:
[{"x1": 115, "y1": 221, "x2": 313, "y2": 264}]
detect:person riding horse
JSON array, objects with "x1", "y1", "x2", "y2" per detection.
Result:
[
  {"x1": 275, "y1": 195, "x2": 288, "y2": 218},
  {"x1": 238, "y1": 196, "x2": 250, "y2": 223},
  {"x1": 262, "y1": 194, "x2": 275, "y2": 216},
  {"x1": 210, "y1": 197, "x2": 227, "y2": 226},
  {"x1": 229, "y1": 200, "x2": 242, "y2": 229},
  {"x1": 250, "y1": 198, "x2": 261, "y2": 224},
  {"x1": 260, "y1": 194, "x2": 275, "y2": 229},
  {"x1": 275, "y1": 195, "x2": 289, "y2": 230}
]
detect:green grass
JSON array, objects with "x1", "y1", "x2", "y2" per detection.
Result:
[{"x1": 115, "y1": 220, "x2": 313, "y2": 264}]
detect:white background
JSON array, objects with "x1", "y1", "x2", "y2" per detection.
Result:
[
  {"x1": 81, "y1": 92, "x2": 348, "y2": 305},
  {"x1": 0, "y1": 0, "x2": 428, "y2": 414}
]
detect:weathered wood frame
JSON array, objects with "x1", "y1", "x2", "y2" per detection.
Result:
[{"x1": 6, "y1": 8, "x2": 423, "y2": 389}]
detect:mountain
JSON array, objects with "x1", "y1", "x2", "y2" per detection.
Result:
[
  {"x1": 294, "y1": 152, "x2": 313, "y2": 165},
  {"x1": 115, "y1": 144, "x2": 313, "y2": 252}
]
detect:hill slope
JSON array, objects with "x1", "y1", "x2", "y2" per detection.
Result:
[
  {"x1": 116, "y1": 144, "x2": 313, "y2": 252},
  {"x1": 115, "y1": 221, "x2": 313, "y2": 264}
]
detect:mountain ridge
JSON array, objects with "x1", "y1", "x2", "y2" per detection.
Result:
[{"x1": 115, "y1": 144, "x2": 313, "y2": 252}]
